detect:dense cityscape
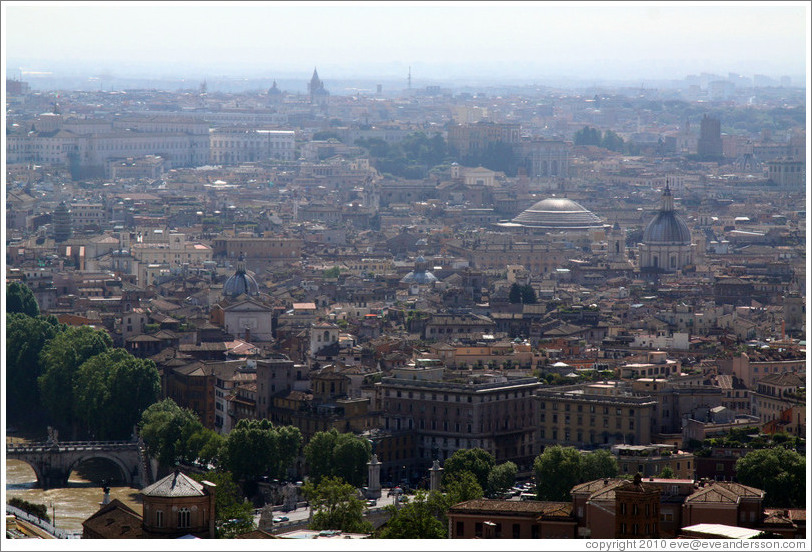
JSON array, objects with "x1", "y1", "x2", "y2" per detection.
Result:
[{"x1": 3, "y1": 3, "x2": 809, "y2": 547}]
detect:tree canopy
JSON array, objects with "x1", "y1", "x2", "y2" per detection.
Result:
[
  {"x1": 7, "y1": 282, "x2": 40, "y2": 317},
  {"x1": 303, "y1": 429, "x2": 371, "y2": 487},
  {"x1": 534, "y1": 445, "x2": 583, "y2": 501},
  {"x1": 377, "y1": 491, "x2": 448, "y2": 539},
  {"x1": 6, "y1": 313, "x2": 64, "y2": 421},
  {"x1": 139, "y1": 399, "x2": 218, "y2": 467},
  {"x1": 581, "y1": 449, "x2": 620, "y2": 482},
  {"x1": 303, "y1": 476, "x2": 372, "y2": 534},
  {"x1": 73, "y1": 348, "x2": 160, "y2": 440},
  {"x1": 735, "y1": 447, "x2": 806, "y2": 508},
  {"x1": 508, "y1": 283, "x2": 536, "y2": 304},
  {"x1": 534, "y1": 446, "x2": 621, "y2": 501},
  {"x1": 38, "y1": 325, "x2": 112, "y2": 432},
  {"x1": 486, "y1": 461, "x2": 518, "y2": 498},
  {"x1": 442, "y1": 448, "x2": 495, "y2": 491},
  {"x1": 221, "y1": 419, "x2": 302, "y2": 481}
]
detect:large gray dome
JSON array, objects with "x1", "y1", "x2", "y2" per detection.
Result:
[
  {"x1": 643, "y1": 211, "x2": 691, "y2": 244},
  {"x1": 511, "y1": 197, "x2": 603, "y2": 229},
  {"x1": 642, "y1": 185, "x2": 691, "y2": 245}
]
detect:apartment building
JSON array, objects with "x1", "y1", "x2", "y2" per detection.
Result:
[
  {"x1": 376, "y1": 368, "x2": 541, "y2": 470},
  {"x1": 536, "y1": 382, "x2": 656, "y2": 448},
  {"x1": 751, "y1": 372, "x2": 806, "y2": 436}
]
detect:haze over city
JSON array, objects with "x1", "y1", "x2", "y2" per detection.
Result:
[
  {"x1": 4, "y1": 1, "x2": 809, "y2": 91},
  {"x1": 3, "y1": 0, "x2": 810, "y2": 546}
]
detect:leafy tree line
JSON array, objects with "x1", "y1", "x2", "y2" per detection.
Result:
[
  {"x1": 355, "y1": 132, "x2": 450, "y2": 179},
  {"x1": 533, "y1": 445, "x2": 620, "y2": 501},
  {"x1": 508, "y1": 283, "x2": 537, "y2": 304},
  {"x1": 6, "y1": 288, "x2": 160, "y2": 440},
  {"x1": 573, "y1": 125, "x2": 627, "y2": 153},
  {"x1": 735, "y1": 447, "x2": 805, "y2": 508}
]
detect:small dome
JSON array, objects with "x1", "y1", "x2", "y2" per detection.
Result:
[
  {"x1": 512, "y1": 197, "x2": 603, "y2": 229},
  {"x1": 401, "y1": 270, "x2": 437, "y2": 284},
  {"x1": 223, "y1": 254, "x2": 259, "y2": 298},
  {"x1": 643, "y1": 211, "x2": 691, "y2": 244},
  {"x1": 223, "y1": 271, "x2": 259, "y2": 297}
]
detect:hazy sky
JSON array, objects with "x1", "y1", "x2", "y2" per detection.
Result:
[{"x1": 3, "y1": 1, "x2": 809, "y2": 81}]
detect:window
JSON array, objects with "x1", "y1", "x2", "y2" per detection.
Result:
[
  {"x1": 456, "y1": 521, "x2": 464, "y2": 536},
  {"x1": 475, "y1": 522, "x2": 483, "y2": 538},
  {"x1": 177, "y1": 508, "x2": 191, "y2": 529},
  {"x1": 155, "y1": 510, "x2": 164, "y2": 528},
  {"x1": 513, "y1": 523, "x2": 521, "y2": 539}
]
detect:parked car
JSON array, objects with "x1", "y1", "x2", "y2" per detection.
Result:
[
  {"x1": 272, "y1": 516, "x2": 289, "y2": 523},
  {"x1": 366, "y1": 499, "x2": 377, "y2": 507}
]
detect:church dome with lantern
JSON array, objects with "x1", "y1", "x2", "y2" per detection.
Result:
[
  {"x1": 639, "y1": 183, "x2": 695, "y2": 272},
  {"x1": 223, "y1": 253, "x2": 259, "y2": 298}
]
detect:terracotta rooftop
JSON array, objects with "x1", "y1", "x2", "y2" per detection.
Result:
[
  {"x1": 684, "y1": 482, "x2": 764, "y2": 504},
  {"x1": 449, "y1": 498, "x2": 573, "y2": 518}
]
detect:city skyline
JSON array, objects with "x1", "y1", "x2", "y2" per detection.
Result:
[{"x1": 3, "y1": 1, "x2": 810, "y2": 86}]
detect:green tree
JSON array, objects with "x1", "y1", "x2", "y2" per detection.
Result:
[
  {"x1": 6, "y1": 313, "x2": 64, "y2": 421},
  {"x1": 735, "y1": 447, "x2": 806, "y2": 507},
  {"x1": 508, "y1": 283, "x2": 523, "y2": 303},
  {"x1": 574, "y1": 126, "x2": 602, "y2": 147},
  {"x1": 8, "y1": 498, "x2": 50, "y2": 523},
  {"x1": 443, "y1": 448, "x2": 495, "y2": 491},
  {"x1": 139, "y1": 399, "x2": 210, "y2": 467},
  {"x1": 444, "y1": 470, "x2": 484, "y2": 503},
  {"x1": 190, "y1": 471, "x2": 254, "y2": 538},
  {"x1": 221, "y1": 419, "x2": 302, "y2": 481},
  {"x1": 303, "y1": 476, "x2": 372, "y2": 534},
  {"x1": 377, "y1": 491, "x2": 448, "y2": 539},
  {"x1": 7, "y1": 282, "x2": 40, "y2": 317},
  {"x1": 486, "y1": 461, "x2": 518, "y2": 498},
  {"x1": 521, "y1": 284, "x2": 537, "y2": 304},
  {"x1": 581, "y1": 449, "x2": 619, "y2": 482},
  {"x1": 73, "y1": 348, "x2": 160, "y2": 439},
  {"x1": 534, "y1": 445, "x2": 582, "y2": 501},
  {"x1": 303, "y1": 429, "x2": 371, "y2": 487},
  {"x1": 658, "y1": 466, "x2": 675, "y2": 479},
  {"x1": 38, "y1": 325, "x2": 112, "y2": 433},
  {"x1": 601, "y1": 130, "x2": 625, "y2": 152}
]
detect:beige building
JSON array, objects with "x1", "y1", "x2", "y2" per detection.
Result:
[
  {"x1": 536, "y1": 383, "x2": 656, "y2": 448},
  {"x1": 209, "y1": 128, "x2": 295, "y2": 164}
]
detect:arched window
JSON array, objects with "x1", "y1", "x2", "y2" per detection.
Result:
[
  {"x1": 324, "y1": 330, "x2": 330, "y2": 342},
  {"x1": 178, "y1": 507, "x2": 191, "y2": 529},
  {"x1": 155, "y1": 510, "x2": 164, "y2": 528}
]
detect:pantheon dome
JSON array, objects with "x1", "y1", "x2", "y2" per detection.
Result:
[
  {"x1": 223, "y1": 254, "x2": 259, "y2": 298},
  {"x1": 510, "y1": 197, "x2": 604, "y2": 230}
]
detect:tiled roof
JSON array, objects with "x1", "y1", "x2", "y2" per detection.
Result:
[
  {"x1": 141, "y1": 471, "x2": 206, "y2": 497},
  {"x1": 685, "y1": 482, "x2": 764, "y2": 504},
  {"x1": 449, "y1": 498, "x2": 573, "y2": 518},
  {"x1": 82, "y1": 499, "x2": 143, "y2": 539}
]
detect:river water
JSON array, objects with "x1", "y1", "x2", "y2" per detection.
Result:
[{"x1": 5, "y1": 436, "x2": 144, "y2": 536}]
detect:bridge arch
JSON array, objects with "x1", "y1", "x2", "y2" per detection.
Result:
[
  {"x1": 6, "y1": 458, "x2": 44, "y2": 488},
  {"x1": 65, "y1": 453, "x2": 134, "y2": 487}
]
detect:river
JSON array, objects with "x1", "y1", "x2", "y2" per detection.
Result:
[{"x1": 5, "y1": 436, "x2": 144, "y2": 536}]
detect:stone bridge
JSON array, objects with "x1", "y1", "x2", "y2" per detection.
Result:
[{"x1": 6, "y1": 438, "x2": 151, "y2": 489}]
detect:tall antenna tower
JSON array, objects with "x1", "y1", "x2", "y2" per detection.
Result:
[{"x1": 408, "y1": 66, "x2": 411, "y2": 90}]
